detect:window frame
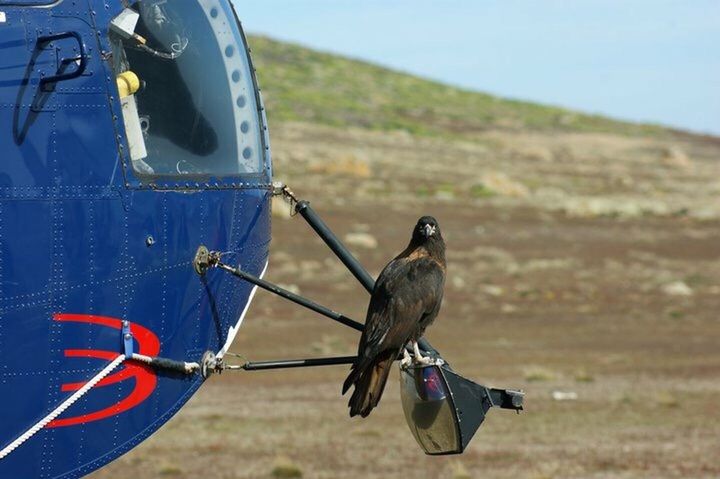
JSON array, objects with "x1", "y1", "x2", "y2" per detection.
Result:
[
  {"x1": 110, "y1": 0, "x2": 272, "y2": 191},
  {"x1": 0, "y1": 0, "x2": 62, "y2": 6}
]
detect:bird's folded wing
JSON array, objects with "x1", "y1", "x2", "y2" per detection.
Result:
[{"x1": 361, "y1": 257, "x2": 445, "y2": 358}]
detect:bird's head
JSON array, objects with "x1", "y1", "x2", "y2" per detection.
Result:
[{"x1": 414, "y1": 216, "x2": 441, "y2": 241}]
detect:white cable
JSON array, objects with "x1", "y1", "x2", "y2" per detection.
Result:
[
  {"x1": 0, "y1": 354, "x2": 126, "y2": 460},
  {"x1": 130, "y1": 353, "x2": 153, "y2": 364}
]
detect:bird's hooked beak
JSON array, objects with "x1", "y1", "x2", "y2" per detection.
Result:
[{"x1": 422, "y1": 224, "x2": 436, "y2": 237}]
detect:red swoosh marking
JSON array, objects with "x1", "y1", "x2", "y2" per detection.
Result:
[{"x1": 47, "y1": 314, "x2": 161, "y2": 428}]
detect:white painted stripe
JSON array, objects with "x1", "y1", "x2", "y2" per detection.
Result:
[{"x1": 216, "y1": 259, "x2": 269, "y2": 359}]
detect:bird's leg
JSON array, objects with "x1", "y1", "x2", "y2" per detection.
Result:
[
  {"x1": 400, "y1": 348, "x2": 412, "y2": 369},
  {"x1": 412, "y1": 341, "x2": 434, "y2": 366}
]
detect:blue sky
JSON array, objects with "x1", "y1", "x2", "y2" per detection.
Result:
[{"x1": 234, "y1": 1, "x2": 719, "y2": 135}]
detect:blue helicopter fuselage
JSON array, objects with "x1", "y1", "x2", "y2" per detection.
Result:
[{"x1": 0, "y1": 1, "x2": 271, "y2": 477}]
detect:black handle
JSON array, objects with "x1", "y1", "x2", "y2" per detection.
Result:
[{"x1": 37, "y1": 31, "x2": 87, "y2": 85}]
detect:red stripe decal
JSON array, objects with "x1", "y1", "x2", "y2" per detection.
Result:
[{"x1": 47, "y1": 314, "x2": 161, "y2": 428}]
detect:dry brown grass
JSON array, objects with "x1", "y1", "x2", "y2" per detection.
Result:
[
  {"x1": 271, "y1": 457, "x2": 303, "y2": 478},
  {"x1": 90, "y1": 121, "x2": 720, "y2": 479},
  {"x1": 307, "y1": 153, "x2": 372, "y2": 178}
]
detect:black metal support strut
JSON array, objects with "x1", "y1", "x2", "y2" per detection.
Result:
[
  {"x1": 295, "y1": 200, "x2": 375, "y2": 294},
  {"x1": 293, "y1": 199, "x2": 438, "y2": 357},
  {"x1": 238, "y1": 356, "x2": 357, "y2": 371},
  {"x1": 194, "y1": 186, "x2": 438, "y2": 373},
  {"x1": 215, "y1": 262, "x2": 364, "y2": 333}
]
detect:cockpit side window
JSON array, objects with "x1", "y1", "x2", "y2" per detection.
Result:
[{"x1": 109, "y1": 0, "x2": 265, "y2": 179}]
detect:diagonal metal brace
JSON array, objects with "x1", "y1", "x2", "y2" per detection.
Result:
[{"x1": 200, "y1": 253, "x2": 365, "y2": 333}]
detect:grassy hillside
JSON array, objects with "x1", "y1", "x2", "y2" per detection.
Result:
[
  {"x1": 94, "y1": 35, "x2": 720, "y2": 479},
  {"x1": 248, "y1": 35, "x2": 666, "y2": 138}
]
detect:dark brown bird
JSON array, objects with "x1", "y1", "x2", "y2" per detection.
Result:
[{"x1": 342, "y1": 216, "x2": 446, "y2": 418}]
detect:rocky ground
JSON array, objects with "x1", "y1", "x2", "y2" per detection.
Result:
[{"x1": 92, "y1": 122, "x2": 720, "y2": 479}]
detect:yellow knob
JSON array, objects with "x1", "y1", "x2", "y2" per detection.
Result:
[{"x1": 116, "y1": 71, "x2": 140, "y2": 98}]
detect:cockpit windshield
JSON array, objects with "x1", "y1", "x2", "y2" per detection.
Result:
[{"x1": 109, "y1": 0, "x2": 265, "y2": 178}]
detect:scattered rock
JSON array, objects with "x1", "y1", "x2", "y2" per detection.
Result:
[
  {"x1": 311, "y1": 335, "x2": 347, "y2": 355},
  {"x1": 469, "y1": 183, "x2": 495, "y2": 199},
  {"x1": 693, "y1": 206, "x2": 720, "y2": 221},
  {"x1": 308, "y1": 153, "x2": 372, "y2": 178},
  {"x1": 272, "y1": 251, "x2": 293, "y2": 263},
  {"x1": 662, "y1": 281, "x2": 693, "y2": 297},
  {"x1": 535, "y1": 187, "x2": 566, "y2": 200},
  {"x1": 517, "y1": 145, "x2": 554, "y2": 162},
  {"x1": 469, "y1": 246, "x2": 515, "y2": 265},
  {"x1": 272, "y1": 195, "x2": 293, "y2": 219},
  {"x1": 524, "y1": 366, "x2": 557, "y2": 382},
  {"x1": 501, "y1": 303, "x2": 517, "y2": 314},
  {"x1": 277, "y1": 283, "x2": 301, "y2": 295},
  {"x1": 298, "y1": 260, "x2": 322, "y2": 280},
  {"x1": 558, "y1": 113, "x2": 577, "y2": 126},
  {"x1": 299, "y1": 260, "x2": 322, "y2": 272},
  {"x1": 272, "y1": 261, "x2": 300, "y2": 276},
  {"x1": 158, "y1": 465, "x2": 183, "y2": 476},
  {"x1": 552, "y1": 391, "x2": 578, "y2": 401},
  {"x1": 521, "y1": 258, "x2": 577, "y2": 272},
  {"x1": 473, "y1": 225, "x2": 487, "y2": 235},
  {"x1": 574, "y1": 369, "x2": 594, "y2": 382},
  {"x1": 354, "y1": 428, "x2": 382, "y2": 437},
  {"x1": 450, "y1": 461, "x2": 471, "y2": 479},
  {"x1": 610, "y1": 173, "x2": 635, "y2": 188},
  {"x1": 480, "y1": 284, "x2": 504, "y2": 297},
  {"x1": 662, "y1": 146, "x2": 692, "y2": 169},
  {"x1": 560, "y1": 197, "x2": 670, "y2": 219},
  {"x1": 344, "y1": 232, "x2": 378, "y2": 249},
  {"x1": 479, "y1": 172, "x2": 529, "y2": 198},
  {"x1": 655, "y1": 391, "x2": 680, "y2": 408},
  {"x1": 434, "y1": 189, "x2": 456, "y2": 201},
  {"x1": 353, "y1": 223, "x2": 371, "y2": 233},
  {"x1": 451, "y1": 276, "x2": 466, "y2": 290},
  {"x1": 271, "y1": 456, "x2": 303, "y2": 478}
]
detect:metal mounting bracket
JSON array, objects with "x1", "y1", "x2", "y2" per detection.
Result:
[{"x1": 122, "y1": 320, "x2": 134, "y2": 357}]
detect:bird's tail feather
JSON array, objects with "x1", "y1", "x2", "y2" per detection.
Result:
[
  {"x1": 342, "y1": 359, "x2": 365, "y2": 395},
  {"x1": 342, "y1": 366, "x2": 358, "y2": 396},
  {"x1": 346, "y1": 350, "x2": 395, "y2": 418},
  {"x1": 342, "y1": 351, "x2": 378, "y2": 395}
]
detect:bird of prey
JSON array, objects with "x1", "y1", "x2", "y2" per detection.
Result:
[{"x1": 342, "y1": 216, "x2": 446, "y2": 418}]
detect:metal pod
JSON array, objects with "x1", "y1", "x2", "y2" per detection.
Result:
[{"x1": 399, "y1": 364, "x2": 524, "y2": 455}]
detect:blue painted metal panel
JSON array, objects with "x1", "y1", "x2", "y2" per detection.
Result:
[{"x1": 0, "y1": 1, "x2": 272, "y2": 477}]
